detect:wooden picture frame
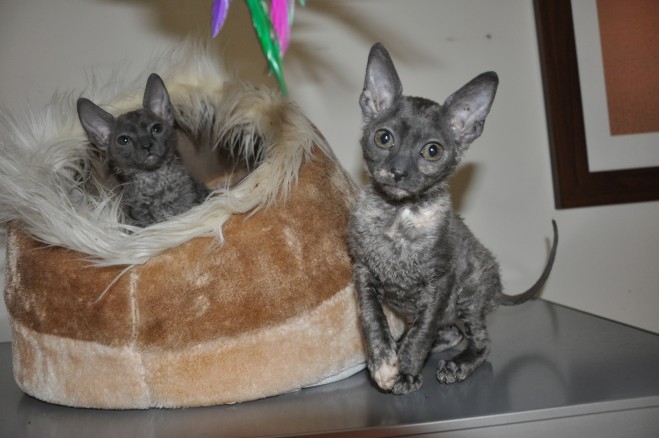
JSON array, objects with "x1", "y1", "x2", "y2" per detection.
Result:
[{"x1": 534, "y1": 0, "x2": 659, "y2": 209}]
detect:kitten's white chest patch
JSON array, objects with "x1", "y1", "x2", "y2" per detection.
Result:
[
  {"x1": 386, "y1": 200, "x2": 448, "y2": 240},
  {"x1": 404, "y1": 203, "x2": 444, "y2": 228}
]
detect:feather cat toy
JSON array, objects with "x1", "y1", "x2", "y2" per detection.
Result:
[
  {"x1": 210, "y1": 0, "x2": 306, "y2": 95},
  {"x1": 348, "y1": 43, "x2": 558, "y2": 394}
]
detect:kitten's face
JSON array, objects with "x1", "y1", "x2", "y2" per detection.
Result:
[
  {"x1": 109, "y1": 109, "x2": 175, "y2": 172},
  {"x1": 359, "y1": 43, "x2": 498, "y2": 201},
  {"x1": 361, "y1": 96, "x2": 462, "y2": 200},
  {"x1": 78, "y1": 73, "x2": 177, "y2": 175}
]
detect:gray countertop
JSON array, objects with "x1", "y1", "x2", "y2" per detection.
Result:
[{"x1": 1, "y1": 300, "x2": 658, "y2": 437}]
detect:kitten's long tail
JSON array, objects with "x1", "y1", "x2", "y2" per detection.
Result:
[{"x1": 497, "y1": 220, "x2": 558, "y2": 306}]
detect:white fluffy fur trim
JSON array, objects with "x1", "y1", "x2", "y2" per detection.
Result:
[{"x1": 0, "y1": 42, "x2": 332, "y2": 267}]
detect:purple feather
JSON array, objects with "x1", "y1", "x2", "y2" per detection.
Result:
[{"x1": 211, "y1": 0, "x2": 230, "y2": 38}]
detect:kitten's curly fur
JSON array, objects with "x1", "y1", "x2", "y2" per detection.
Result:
[
  {"x1": 77, "y1": 74, "x2": 209, "y2": 227},
  {"x1": 348, "y1": 43, "x2": 557, "y2": 394}
]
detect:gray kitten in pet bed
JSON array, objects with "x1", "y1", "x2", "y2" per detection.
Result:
[
  {"x1": 77, "y1": 73, "x2": 210, "y2": 227},
  {"x1": 348, "y1": 43, "x2": 558, "y2": 395}
]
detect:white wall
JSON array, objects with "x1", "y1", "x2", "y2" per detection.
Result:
[{"x1": 1, "y1": 0, "x2": 657, "y2": 342}]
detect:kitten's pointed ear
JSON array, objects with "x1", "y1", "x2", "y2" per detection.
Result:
[
  {"x1": 444, "y1": 71, "x2": 498, "y2": 146},
  {"x1": 360, "y1": 43, "x2": 403, "y2": 122},
  {"x1": 77, "y1": 98, "x2": 115, "y2": 149},
  {"x1": 143, "y1": 73, "x2": 175, "y2": 126}
]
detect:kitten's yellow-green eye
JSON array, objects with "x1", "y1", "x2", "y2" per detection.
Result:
[
  {"x1": 374, "y1": 129, "x2": 394, "y2": 149},
  {"x1": 421, "y1": 142, "x2": 444, "y2": 161}
]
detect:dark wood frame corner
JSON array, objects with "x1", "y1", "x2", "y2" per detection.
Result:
[{"x1": 534, "y1": 0, "x2": 659, "y2": 209}]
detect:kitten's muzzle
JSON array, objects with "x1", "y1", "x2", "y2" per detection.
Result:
[
  {"x1": 139, "y1": 143, "x2": 164, "y2": 168},
  {"x1": 143, "y1": 154, "x2": 160, "y2": 167},
  {"x1": 391, "y1": 168, "x2": 407, "y2": 182},
  {"x1": 381, "y1": 184, "x2": 412, "y2": 200}
]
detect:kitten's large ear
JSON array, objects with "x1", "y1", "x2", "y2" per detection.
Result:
[
  {"x1": 444, "y1": 71, "x2": 498, "y2": 146},
  {"x1": 359, "y1": 43, "x2": 403, "y2": 122},
  {"x1": 77, "y1": 98, "x2": 115, "y2": 149},
  {"x1": 143, "y1": 73, "x2": 175, "y2": 126}
]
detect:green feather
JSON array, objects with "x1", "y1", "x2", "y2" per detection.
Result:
[{"x1": 245, "y1": 0, "x2": 288, "y2": 95}]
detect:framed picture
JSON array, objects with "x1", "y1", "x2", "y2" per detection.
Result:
[{"x1": 534, "y1": 0, "x2": 659, "y2": 209}]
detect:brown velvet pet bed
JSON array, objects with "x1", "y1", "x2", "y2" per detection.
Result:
[{"x1": 0, "y1": 45, "x2": 400, "y2": 409}]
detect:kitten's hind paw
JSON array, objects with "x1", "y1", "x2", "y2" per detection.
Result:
[
  {"x1": 436, "y1": 359, "x2": 471, "y2": 384},
  {"x1": 392, "y1": 373, "x2": 423, "y2": 394}
]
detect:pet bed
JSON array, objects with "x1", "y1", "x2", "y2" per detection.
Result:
[{"x1": 0, "y1": 45, "x2": 395, "y2": 409}]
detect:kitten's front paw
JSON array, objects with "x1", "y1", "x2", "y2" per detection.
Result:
[
  {"x1": 436, "y1": 359, "x2": 471, "y2": 384},
  {"x1": 369, "y1": 352, "x2": 399, "y2": 391},
  {"x1": 392, "y1": 373, "x2": 422, "y2": 394}
]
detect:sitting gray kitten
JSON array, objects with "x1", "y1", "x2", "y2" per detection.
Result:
[
  {"x1": 348, "y1": 43, "x2": 558, "y2": 395},
  {"x1": 77, "y1": 73, "x2": 210, "y2": 227}
]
